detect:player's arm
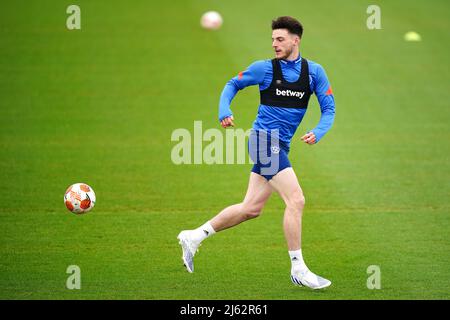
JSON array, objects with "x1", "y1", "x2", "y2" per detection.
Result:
[
  {"x1": 218, "y1": 60, "x2": 267, "y2": 128},
  {"x1": 301, "y1": 64, "x2": 335, "y2": 144}
]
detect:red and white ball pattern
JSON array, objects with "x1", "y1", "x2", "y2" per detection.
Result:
[{"x1": 64, "y1": 183, "x2": 96, "y2": 214}]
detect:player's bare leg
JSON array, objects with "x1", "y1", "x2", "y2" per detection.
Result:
[
  {"x1": 269, "y1": 167, "x2": 331, "y2": 289},
  {"x1": 210, "y1": 172, "x2": 273, "y2": 231},
  {"x1": 269, "y1": 168, "x2": 304, "y2": 251},
  {"x1": 177, "y1": 172, "x2": 272, "y2": 272}
]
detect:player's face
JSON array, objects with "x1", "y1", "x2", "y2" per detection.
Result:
[{"x1": 272, "y1": 29, "x2": 299, "y2": 60}]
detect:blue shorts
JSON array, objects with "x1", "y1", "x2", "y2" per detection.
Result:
[{"x1": 248, "y1": 130, "x2": 291, "y2": 181}]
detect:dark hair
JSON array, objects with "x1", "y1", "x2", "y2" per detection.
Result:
[{"x1": 271, "y1": 16, "x2": 303, "y2": 37}]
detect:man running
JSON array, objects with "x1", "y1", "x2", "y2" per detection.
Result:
[{"x1": 178, "y1": 16, "x2": 335, "y2": 290}]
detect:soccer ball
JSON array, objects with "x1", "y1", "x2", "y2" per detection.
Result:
[
  {"x1": 64, "y1": 183, "x2": 96, "y2": 214},
  {"x1": 200, "y1": 11, "x2": 223, "y2": 30}
]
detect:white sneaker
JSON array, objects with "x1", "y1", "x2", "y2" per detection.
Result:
[
  {"x1": 291, "y1": 267, "x2": 332, "y2": 290},
  {"x1": 177, "y1": 230, "x2": 200, "y2": 273}
]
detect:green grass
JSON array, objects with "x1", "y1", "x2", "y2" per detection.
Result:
[{"x1": 1, "y1": 0, "x2": 449, "y2": 299}]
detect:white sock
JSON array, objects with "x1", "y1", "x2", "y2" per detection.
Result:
[
  {"x1": 289, "y1": 249, "x2": 308, "y2": 272},
  {"x1": 191, "y1": 221, "x2": 216, "y2": 243}
]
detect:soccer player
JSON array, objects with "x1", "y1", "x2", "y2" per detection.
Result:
[{"x1": 178, "y1": 16, "x2": 335, "y2": 289}]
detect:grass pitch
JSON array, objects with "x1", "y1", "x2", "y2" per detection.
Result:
[{"x1": 0, "y1": 0, "x2": 449, "y2": 299}]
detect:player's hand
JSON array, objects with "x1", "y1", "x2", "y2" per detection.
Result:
[
  {"x1": 220, "y1": 116, "x2": 234, "y2": 128},
  {"x1": 301, "y1": 132, "x2": 316, "y2": 145}
]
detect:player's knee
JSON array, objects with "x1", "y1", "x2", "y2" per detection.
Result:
[
  {"x1": 286, "y1": 193, "x2": 305, "y2": 213},
  {"x1": 245, "y1": 210, "x2": 262, "y2": 220},
  {"x1": 241, "y1": 204, "x2": 263, "y2": 220}
]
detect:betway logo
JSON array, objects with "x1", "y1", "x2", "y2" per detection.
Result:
[{"x1": 276, "y1": 88, "x2": 305, "y2": 99}]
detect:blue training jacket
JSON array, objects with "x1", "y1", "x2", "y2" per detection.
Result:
[{"x1": 218, "y1": 55, "x2": 335, "y2": 145}]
